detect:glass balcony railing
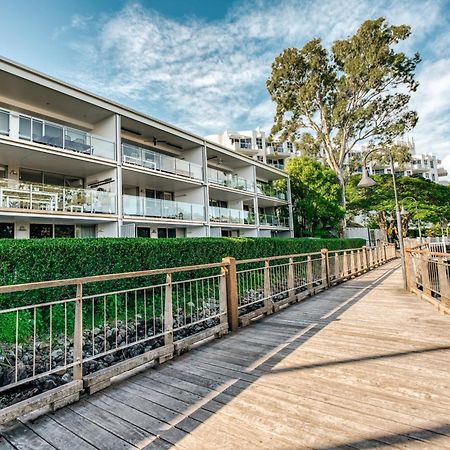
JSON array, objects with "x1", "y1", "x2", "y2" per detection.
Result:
[
  {"x1": 256, "y1": 183, "x2": 287, "y2": 200},
  {"x1": 207, "y1": 168, "x2": 255, "y2": 192},
  {"x1": 17, "y1": 114, "x2": 115, "y2": 160},
  {"x1": 209, "y1": 207, "x2": 255, "y2": 225},
  {"x1": 259, "y1": 214, "x2": 289, "y2": 227},
  {"x1": 123, "y1": 195, "x2": 204, "y2": 221},
  {"x1": 0, "y1": 110, "x2": 9, "y2": 136},
  {"x1": 0, "y1": 179, "x2": 116, "y2": 214},
  {"x1": 122, "y1": 144, "x2": 203, "y2": 181}
]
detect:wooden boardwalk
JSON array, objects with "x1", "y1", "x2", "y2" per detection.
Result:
[{"x1": 1, "y1": 260, "x2": 450, "y2": 449}]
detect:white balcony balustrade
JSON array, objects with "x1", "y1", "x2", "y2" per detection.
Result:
[
  {"x1": 209, "y1": 207, "x2": 255, "y2": 225},
  {"x1": 207, "y1": 168, "x2": 255, "y2": 193},
  {"x1": 13, "y1": 113, "x2": 115, "y2": 160},
  {"x1": 122, "y1": 144, "x2": 203, "y2": 181},
  {"x1": 0, "y1": 179, "x2": 116, "y2": 214},
  {"x1": 123, "y1": 195, "x2": 205, "y2": 221}
]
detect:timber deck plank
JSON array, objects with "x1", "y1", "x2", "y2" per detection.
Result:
[{"x1": 2, "y1": 260, "x2": 450, "y2": 449}]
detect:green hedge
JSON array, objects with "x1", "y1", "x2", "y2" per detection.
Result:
[{"x1": 0, "y1": 237, "x2": 364, "y2": 342}]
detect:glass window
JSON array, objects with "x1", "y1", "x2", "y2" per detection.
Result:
[
  {"x1": 32, "y1": 119, "x2": 43, "y2": 142},
  {"x1": 43, "y1": 172, "x2": 65, "y2": 187},
  {"x1": 80, "y1": 225, "x2": 96, "y2": 238},
  {"x1": 20, "y1": 168, "x2": 43, "y2": 184},
  {"x1": 137, "y1": 227, "x2": 151, "y2": 238},
  {"x1": 19, "y1": 116, "x2": 31, "y2": 140},
  {"x1": 0, "y1": 165, "x2": 7, "y2": 178},
  {"x1": 0, "y1": 110, "x2": 9, "y2": 135},
  {"x1": 167, "y1": 228, "x2": 176, "y2": 238},
  {"x1": 30, "y1": 224, "x2": 53, "y2": 239},
  {"x1": 0, "y1": 223, "x2": 14, "y2": 239},
  {"x1": 44, "y1": 123, "x2": 64, "y2": 147},
  {"x1": 256, "y1": 138, "x2": 263, "y2": 150},
  {"x1": 157, "y1": 228, "x2": 168, "y2": 238},
  {"x1": 54, "y1": 225, "x2": 75, "y2": 238}
]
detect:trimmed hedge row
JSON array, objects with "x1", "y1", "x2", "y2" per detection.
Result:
[
  {"x1": 0, "y1": 237, "x2": 364, "y2": 290},
  {"x1": 0, "y1": 237, "x2": 364, "y2": 342}
]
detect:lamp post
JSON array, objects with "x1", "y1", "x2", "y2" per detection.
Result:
[
  {"x1": 357, "y1": 148, "x2": 407, "y2": 289},
  {"x1": 400, "y1": 196, "x2": 422, "y2": 241}
]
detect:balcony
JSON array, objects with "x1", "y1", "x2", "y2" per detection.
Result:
[
  {"x1": 256, "y1": 183, "x2": 287, "y2": 201},
  {"x1": 0, "y1": 179, "x2": 116, "y2": 214},
  {"x1": 266, "y1": 144, "x2": 292, "y2": 159},
  {"x1": 122, "y1": 144, "x2": 203, "y2": 181},
  {"x1": 209, "y1": 207, "x2": 255, "y2": 225},
  {"x1": 123, "y1": 195, "x2": 204, "y2": 221},
  {"x1": 259, "y1": 214, "x2": 289, "y2": 227},
  {"x1": 207, "y1": 168, "x2": 255, "y2": 193},
  {"x1": 233, "y1": 140, "x2": 258, "y2": 157},
  {"x1": 11, "y1": 113, "x2": 116, "y2": 160}
]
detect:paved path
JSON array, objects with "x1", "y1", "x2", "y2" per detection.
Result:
[{"x1": 2, "y1": 260, "x2": 450, "y2": 449}]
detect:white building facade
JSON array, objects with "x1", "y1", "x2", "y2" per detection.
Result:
[
  {"x1": 206, "y1": 128, "x2": 296, "y2": 171},
  {"x1": 0, "y1": 58, "x2": 294, "y2": 240}
]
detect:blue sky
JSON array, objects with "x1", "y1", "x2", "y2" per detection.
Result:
[{"x1": 1, "y1": 0, "x2": 449, "y2": 176}]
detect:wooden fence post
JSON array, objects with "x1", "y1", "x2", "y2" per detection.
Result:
[
  {"x1": 264, "y1": 259, "x2": 272, "y2": 313},
  {"x1": 164, "y1": 273, "x2": 174, "y2": 346},
  {"x1": 306, "y1": 255, "x2": 314, "y2": 295},
  {"x1": 288, "y1": 257, "x2": 295, "y2": 302},
  {"x1": 362, "y1": 246, "x2": 368, "y2": 272},
  {"x1": 356, "y1": 249, "x2": 362, "y2": 273},
  {"x1": 437, "y1": 257, "x2": 450, "y2": 306},
  {"x1": 383, "y1": 244, "x2": 387, "y2": 262},
  {"x1": 321, "y1": 249, "x2": 330, "y2": 287},
  {"x1": 343, "y1": 251, "x2": 348, "y2": 277},
  {"x1": 222, "y1": 257, "x2": 238, "y2": 331},
  {"x1": 334, "y1": 252, "x2": 340, "y2": 282},
  {"x1": 73, "y1": 283, "x2": 83, "y2": 381},
  {"x1": 350, "y1": 250, "x2": 356, "y2": 275},
  {"x1": 421, "y1": 254, "x2": 432, "y2": 297},
  {"x1": 404, "y1": 249, "x2": 412, "y2": 290}
]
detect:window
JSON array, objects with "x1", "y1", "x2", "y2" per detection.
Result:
[
  {"x1": 30, "y1": 224, "x2": 53, "y2": 239},
  {"x1": 209, "y1": 199, "x2": 227, "y2": 208},
  {"x1": 80, "y1": 225, "x2": 96, "y2": 238},
  {"x1": 54, "y1": 225, "x2": 75, "y2": 238},
  {"x1": 20, "y1": 168, "x2": 42, "y2": 184},
  {"x1": 0, "y1": 110, "x2": 9, "y2": 135},
  {"x1": 19, "y1": 168, "x2": 83, "y2": 187},
  {"x1": 0, "y1": 223, "x2": 14, "y2": 239},
  {"x1": 256, "y1": 138, "x2": 263, "y2": 150},
  {"x1": 430, "y1": 160, "x2": 434, "y2": 168},
  {"x1": 157, "y1": 228, "x2": 176, "y2": 238},
  {"x1": 286, "y1": 142, "x2": 293, "y2": 151},
  {"x1": 19, "y1": 116, "x2": 31, "y2": 140},
  {"x1": 137, "y1": 227, "x2": 151, "y2": 238},
  {"x1": 0, "y1": 165, "x2": 7, "y2": 178}
]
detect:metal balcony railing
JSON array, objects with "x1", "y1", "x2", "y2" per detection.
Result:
[
  {"x1": 209, "y1": 206, "x2": 255, "y2": 225},
  {"x1": 16, "y1": 113, "x2": 115, "y2": 160},
  {"x1": 0, "y1": 179, "x2": 116, "y2": 214},
  {"x1": 207, "y1": 168, "x2": 255, "y2": 193},
  {"x1": 259, "y1": 214, "x2": 289, "y2": 227},
  {"x1": 122, "y1": 144, "x2": 203, "y2": 181},
  {"x1": 123, "y1": 195, "x2": 205, "y2": 221}
]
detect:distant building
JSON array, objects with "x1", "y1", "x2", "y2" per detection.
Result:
[{"x1": 206, "y1": 128, "x2": 296, "y2": 171}]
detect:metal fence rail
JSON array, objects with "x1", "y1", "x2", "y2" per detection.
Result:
[
  {"x1": 0, "y1": 243, "x2": 396, "y2": 424},
  {"x1": 406, "y1": 247, "x2": 450, "y2": 314}
]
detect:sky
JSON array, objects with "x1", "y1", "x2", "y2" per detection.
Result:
[{"x1": 1, "y1": 0, "x2": 449, "y2": 177}]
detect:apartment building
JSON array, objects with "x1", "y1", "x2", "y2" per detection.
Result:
[
  {"x1": 0, "y1": 58, "x2": 293, "y2": 240},
  {"x1": 206, "y1": 128, "x2": 296, "y2": 171}
]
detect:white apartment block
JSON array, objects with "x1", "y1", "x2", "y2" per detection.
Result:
[
  {"x1": 0, "y1": 58, "x2": 293, "y2": 240},
  {"x1": 206, "y1": 128, "x2": 296, "y2": 171}
]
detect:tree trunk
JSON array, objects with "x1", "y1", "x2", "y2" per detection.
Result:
[{"x1": 336, "y1": 171, "x2": 347, "y2": 237}]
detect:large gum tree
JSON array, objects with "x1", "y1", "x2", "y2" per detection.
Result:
[{"x1": 266, "y1": 18, "x2": 420, "y2": 229}]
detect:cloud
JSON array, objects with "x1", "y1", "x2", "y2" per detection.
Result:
[{"x1": 59, "y1": 0, "x2": 449, "y2": 178}]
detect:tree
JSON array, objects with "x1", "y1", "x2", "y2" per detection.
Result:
[
  {"x1": 266, "y1": 18, "x2": 421, "y2": 226},
  {"x1": 280, "y1": 156, "x2": 344, "y2": 236},
  {"x1": 346, "y1": 174, "x2": 450, "y2": 240}
]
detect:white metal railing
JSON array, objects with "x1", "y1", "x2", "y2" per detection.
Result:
[
  {"x1": 16, "y1": 113, "x2": 115, "y2": 160},
  {"x1": 209, "y1": 206, "x2": 255, "y2": 225},
  {"x1": 123, "y1": 195, "x2": 205, "y2": 221},
  {"x1": 122, "y1": 144, "x2": 203, "y2": 181},
  {"x1": 0, "y1": 179, "x2": 116, "y2": 214},
  {"x1": 207, "y1": 167, "x2": 255, "y2": 192}
]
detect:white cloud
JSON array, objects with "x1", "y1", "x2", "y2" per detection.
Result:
[{"x1": 60, "y1": 0, "x2": 450, "y2": 178}]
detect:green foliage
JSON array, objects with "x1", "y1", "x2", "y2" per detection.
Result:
[
  {"x1": 267, "y1": 18, "x2": 420, "y2": 217},
  {"x1": 282, "y1": 157, "x2": 344, "y2": 236},
  {"x1": 347, "y1": 174, "x2": 450, "y2": 238}
]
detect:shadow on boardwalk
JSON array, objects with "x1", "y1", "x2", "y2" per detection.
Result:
[{"x1": 2, "y1": 261, "x2": 450, "y2": 449}]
